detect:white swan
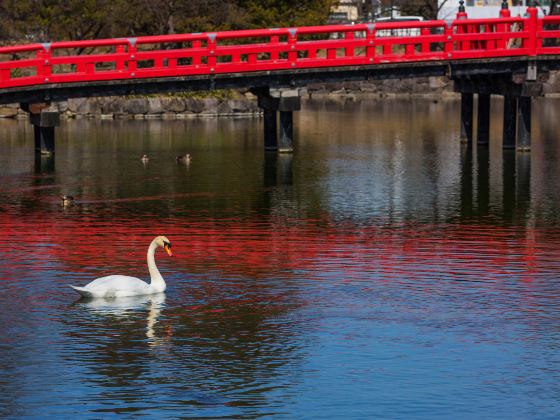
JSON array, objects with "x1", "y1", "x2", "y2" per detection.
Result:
[{"x1": 69, "y1": 236, "x2": 173, "y2": 298}]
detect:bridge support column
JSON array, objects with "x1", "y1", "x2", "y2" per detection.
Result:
[
  {"x1": 279, "y1": 111, "x2": 294, "y2": 153},
  {"x1": 503, "y1": 95, "x2": 517, "y2": 149},
  {"x1": 22, "y1": 103, "x2": 60, "y2": 156},
  {"x1": 454, "y1": 74, "x2": 542, "y2": 153},
  {"x1": 477, "y1": 93, "x2": 491, "y2": 146},
  {"x1": 256, "y1": 88, "x2": 301, "y2": 153},
  {"x1": 460, "y1": 93, "x2": 473, "y2": 145},
  {"x1": 517, "y1": 96, "x2": 531, "y2": 152},
  {"x1": 263, "y1": 109, "x2": 278, "y2": 151}
]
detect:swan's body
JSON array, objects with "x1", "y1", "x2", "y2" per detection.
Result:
[{"x1": 69, "y1": 236, "x2": 172, "y2": 298}]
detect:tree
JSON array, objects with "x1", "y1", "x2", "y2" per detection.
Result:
[
  {"x1": 0, "y1": 0, "x2": 335, "y2": 44},
  {"x1": 399, "y1": 0, "x2": 449, "y2": 20}
]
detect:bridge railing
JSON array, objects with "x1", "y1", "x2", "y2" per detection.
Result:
[{"x1": 0, "y1": 7, "x2": 554, "y2": 90}]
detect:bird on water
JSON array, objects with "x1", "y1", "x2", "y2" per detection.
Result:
[
  {"x1": 69, "y1": 236, "x2": 173, "y2": 298},
  {"x1": 176, "y1": 153, "x2": 192, "y2": 164},
  {"x1": 61, "y1": 195, "x2": 74, "y2": 206}
]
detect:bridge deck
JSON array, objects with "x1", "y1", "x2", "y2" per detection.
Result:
[{"x1": 0, "y1": 57, "x2": 558, "y2": 105}]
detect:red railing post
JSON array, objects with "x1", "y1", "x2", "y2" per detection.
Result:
[
  {"x1": 38, "y1": 43, "x2": 52, "y2": 82},
  {"x1": 497, "y1": 0, "x2": 510, "y2": 50},
  {"x1": 525, "y1": 2, "x2": 538, "y2": 56},
  {"x1": 207, "y1": 33, "x2": 217, "y2": 72},
  {"x1": 127, "y1": 38, "x2": 137, "y2": 76},
  {"x1": 456, "y1": 0, "x2": 468, "y2": 20},
  {"x1": 456, "y1": 1, "x2": 468, "y2": 51},
  {"x1": 444, "y1": 23, "x2": 453, "y2": 58},
  {"x1": 366, "y1": 23, "x2": 376, "y2": 63},
  {"x1": 288, "y1": 28, "x2": 298, "y2": 66},
  {"x1": 535, "y1": 6, "x2": 544, "y2": 54}
]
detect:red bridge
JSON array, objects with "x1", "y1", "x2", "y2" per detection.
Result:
[{"x1": 1, "y1": 4, "x2": 558, "y2": 156}]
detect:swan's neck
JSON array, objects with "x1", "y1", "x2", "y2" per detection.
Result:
[{"x1": 147, "y1": 240, "x2": 166, "y2": 292}]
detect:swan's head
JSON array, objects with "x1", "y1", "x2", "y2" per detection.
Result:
[{"x1": 155, "y1": 236, "x2": 173, "y2": 256}]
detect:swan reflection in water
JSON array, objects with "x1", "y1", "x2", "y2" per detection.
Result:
[{"x1": 76, "y1": 293, "x2": 171, "y2": 348}]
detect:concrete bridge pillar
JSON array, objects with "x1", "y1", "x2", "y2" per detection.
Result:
[{"x1": 256, "y1": 88, "x2": 302, "y2": 153}]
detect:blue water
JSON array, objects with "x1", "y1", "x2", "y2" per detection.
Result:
[{"x1": 1, "y1": 97, "x2": 560, "y2": 418}]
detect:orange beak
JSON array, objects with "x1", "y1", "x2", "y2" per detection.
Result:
[{"x1": 164, "y1": 244, "x2": 173, "y2": 256}]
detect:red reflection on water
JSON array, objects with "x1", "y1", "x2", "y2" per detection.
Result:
[{"x1": 1, "y1": 209, "x2": 558, "y2": 290}]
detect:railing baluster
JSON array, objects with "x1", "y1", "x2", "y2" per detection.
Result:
[
  {"x1": 405, "y1": 42, "x2": 414, "y2": 58},
  {"x1": 192, "y1": 40, "x2": 201, "y2": 66},
  {"x1": 116, "y1": 45, "x2": 125, "y2": 71},
  {"x1": 420, "y1": 27, "x2": 430, "y2": 54},
  {"x1": 270, "y1": 35, "x2": 279, "y2": 61},
  {"x1": 345, "y1": 31, "x2": 354, "y2": 57}
]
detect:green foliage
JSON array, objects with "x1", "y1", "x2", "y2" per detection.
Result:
[
  {"x1": 240, "y1": 0, "x2": 333, "y2": 28},
  {"x1": 0, "y1": 0, "x2": 335, "y2": 43}
]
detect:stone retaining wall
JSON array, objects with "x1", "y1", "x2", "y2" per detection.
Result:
[{"x1": 1, "y1": 72, "x2": 559, "y2": 119}]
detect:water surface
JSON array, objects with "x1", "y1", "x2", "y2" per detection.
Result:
[{"x1": 1, "y1": 97, "x2": 560, "y2": 418}]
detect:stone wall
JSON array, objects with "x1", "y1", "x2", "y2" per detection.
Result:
[
  {"x1": 306, "y1": 76, "x2": 455, "y2": 98},
  {"x1": 0, "y1": 92, "x2": 261, "y2": 120}
]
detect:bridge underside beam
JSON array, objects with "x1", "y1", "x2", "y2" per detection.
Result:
[
  {"x1": 453, "y1": 79, "x2": 543, "y2": 97},
  {"x1": 0, "y1": 56, "x2": 555, "y2": 106}
]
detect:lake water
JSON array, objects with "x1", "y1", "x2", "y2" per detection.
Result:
[{"x1": 1, "y1": 97, "x2": 560, "y2": 419}]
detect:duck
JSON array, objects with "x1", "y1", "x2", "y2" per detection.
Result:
[
  {"x1": 176, "y1": 153, "x2": 192, "y2": 164},
  {"x1": 141, "y1": 154, "x2": 149, "y2": 163},
  {"x1": 69, "y1": 236, "x2": 173, "y2": 298},
  {"x1": 61, "y1": 195, "x2": 74, "y2": 206}
]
